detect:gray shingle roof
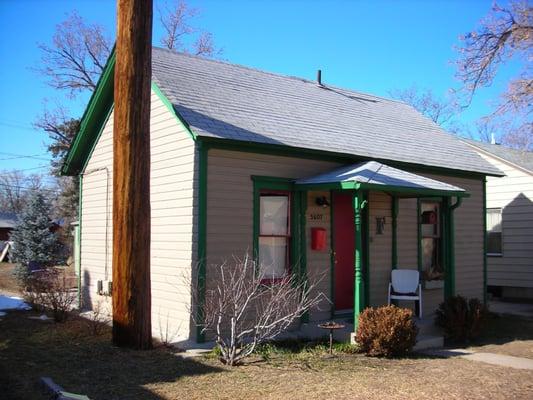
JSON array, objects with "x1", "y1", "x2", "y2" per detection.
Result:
[
  {"x1": 463, "y1": 139, "x2": 533, "y2": 174},
  {"x1": 152, "y1": 47, "x2": 502, "y2": 176},
  {"x1": 296, "y1": 161, "x2": 466, "y2": 194}
]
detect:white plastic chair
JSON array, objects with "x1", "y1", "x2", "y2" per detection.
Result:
[{"x1": 387, "y1": 269, "x2": 422, "y2": 318}]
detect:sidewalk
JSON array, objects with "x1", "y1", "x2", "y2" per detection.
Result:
[{"x1": 421, "y1": 348, "x2": 533, "y2": 370}]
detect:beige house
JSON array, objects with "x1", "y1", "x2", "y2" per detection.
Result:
[
  {"x1": 62, "y1": 48, "x2": 503, "y2": 344},
  {"x1": 464, "y1": 140, "x2": 533, "y2": 300}
]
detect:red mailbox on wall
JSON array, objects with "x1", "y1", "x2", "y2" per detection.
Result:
[{"x1": 311, "y1": 227, "x2": 327, "y2": 251}]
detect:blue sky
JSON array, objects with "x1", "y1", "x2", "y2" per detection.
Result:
[{"x1": 0, "y1": 0, "x2": 514, "y2": 175}]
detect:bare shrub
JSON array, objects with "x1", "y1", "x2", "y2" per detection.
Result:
[
  {"x1": 356, "y1": 305, "x2": 419, "y2": 358},
  {"x1": 191, "y1": 254, "x2": 327, "y2": 366},
  {"x1": 435, "y1": 296, "x2": 488, "y2": 343},
  {"x1": 82, "y1": 299, "x2": 111, "y2": 336},
  {"x1": 157, "y1": 310, "x2": 181, "y2": 347},
  {"x1": 24, "y1": 268, "x2": 76, "y2": 322}
]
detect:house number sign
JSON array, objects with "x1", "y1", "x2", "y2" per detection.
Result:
[{"x1": 307, "y1": 206, "x2": 329, "y2": 223}]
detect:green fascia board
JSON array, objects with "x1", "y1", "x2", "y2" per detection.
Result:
[
  {"x1": 357, "y1": 183, "x2": 470, "y2": 198},
  {"x1": 61, "y1": 48, "x2": 116, "y2": 176},
  {"x1": 198, "y1": 136, "x2": 501, "y2": 179},
  {"x1": 151, "y1": 81, "x2": 197, "y2": 141},
  {"x1": 61, "y1": 49, "x2": 198, "y2": 176},
  {"x1": 295, "y1": 181, "x2": 470, "y2": 198}
]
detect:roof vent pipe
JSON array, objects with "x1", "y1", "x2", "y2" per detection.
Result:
[
  {"x1": 317, "y1": 69, "x2": 323, "y2": 86},
  {"x1": 490, "y1": 133, "x2": 496, "y2": 145}
]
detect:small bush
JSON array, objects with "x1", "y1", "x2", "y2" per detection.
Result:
[
  {"x1": 355, "y1": 305, "x2": 418, "y2": 357},
  {"x1": 23, "y1": 268, "x2": 76, "y2": 322},
  {"x1": 435, "y1": 296, "x2": 487, "y2": 343}
]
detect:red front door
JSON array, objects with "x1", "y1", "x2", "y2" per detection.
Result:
[{"x1": 333, "y1": 192, "x2": 355, "y2": 311}]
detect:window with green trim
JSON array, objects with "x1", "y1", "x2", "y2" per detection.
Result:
[{"x1": 258, "y1": 190, "x2": 291, "y2": 280}]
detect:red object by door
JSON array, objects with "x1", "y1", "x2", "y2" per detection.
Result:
[
  {"x1": 333, "y1": 192, "x2": 355, "y2": 311},
  {"x1": 311, "y1": 227, "x2": 327, "y2": 250}
]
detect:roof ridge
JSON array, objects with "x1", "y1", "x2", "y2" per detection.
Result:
[{"x1": 151, "y1": 46, "x2": 403, "y2": 105}]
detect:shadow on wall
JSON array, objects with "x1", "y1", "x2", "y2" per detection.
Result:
[{"x1": 488, "y1": 193, "x2": 533, "y2": 298}]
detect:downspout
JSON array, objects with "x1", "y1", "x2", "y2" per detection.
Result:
[
  {"x1": 446, "y1": 196, "x2": 463, "y2": 298},
  {"x1": 77, "y1": 175, "x2": 83, "y2": 308},
  {"x1": 482, "y1": 178, "x2": 488, "y2": 304}
]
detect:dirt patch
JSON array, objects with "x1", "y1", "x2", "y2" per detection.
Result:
[{"x1": 1, "y1": 310, "x2": 532, "y2": 400}]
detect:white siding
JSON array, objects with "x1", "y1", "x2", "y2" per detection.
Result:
[
  {"x1": 80, "y1": 89, "x2": 197, "y2": 342},
  {"x1": 476, "y1": 152, "x2": 533, "y2": 289}
]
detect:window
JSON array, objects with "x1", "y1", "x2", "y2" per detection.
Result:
[
  {"x1": 486, "y1": 208, "x2": 502, "y2": 255},
  {"x1": 258, "y1": 192, "x2": 291, "y2": 280},
  {"x1": 420, "y1": 201, "x2": 443, "y2": 281}
]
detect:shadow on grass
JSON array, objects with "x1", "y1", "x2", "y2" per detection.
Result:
[
  {"x1": 413, "y1": 313, "x2": 533, "y2": 360},
  {"x1": 0, "y1": 310, "x2": 222, "y2": 400}
]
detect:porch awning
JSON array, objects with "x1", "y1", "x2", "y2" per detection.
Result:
[{"x1": 295, "y1": 161, "x2": 468, "y2": 197}]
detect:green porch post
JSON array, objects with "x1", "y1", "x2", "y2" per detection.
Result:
[
  {"x1": 391, "y1": 196, "x2": 398, "y2": 269},
  {"x1": 445, "y1": 197, "x2": 462, "y2": 299},
  {"x1": 353, "y1": 190, "x2": 365, "y2": 329}
]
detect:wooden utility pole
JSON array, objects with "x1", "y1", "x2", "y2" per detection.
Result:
[{"x1": 112, "y1": 0, "x2": 153, "y2": 349}]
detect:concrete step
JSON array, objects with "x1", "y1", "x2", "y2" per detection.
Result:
[
  {"x1": 414, "y1": 334, "x2": 444, "y2": 351},
  {"x1": 415, "y1": 315, "x2": 441, "y2": 336}
]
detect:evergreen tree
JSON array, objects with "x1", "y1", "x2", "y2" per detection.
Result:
[{"x1": 10, "y1": 192, "x2": 63, "y2": 284}]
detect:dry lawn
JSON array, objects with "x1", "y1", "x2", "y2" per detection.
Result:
[{"x1": 1, "y1": 309, "x2": 532, "y2": 400}]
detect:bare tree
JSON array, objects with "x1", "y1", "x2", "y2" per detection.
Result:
[
  {"x1": 0, "y1": 171, "x2": 44, "y2": 214},
  {"x1": 455, "y1": 1, "x2": 532, "y2": 149},
  {"x1": 158, "y1": 0, "x2": 221, "y2": 57},
  {"x1": 389, "y1": 86, "x2": 458, "y2": 126},
  {"x1": 191, "y1": 255, "x2": 327, "y2": 366},
  {"x1": 35, "y1": 11, "x2": 112, "y2": 98}
]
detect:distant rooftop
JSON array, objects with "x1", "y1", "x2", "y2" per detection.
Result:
[
  {"x1": 463, "y1": 139, "x2": 533, "y2": 174},
  {"x1": 0, "y1": 212, "x2": 18, "y2": 229}
]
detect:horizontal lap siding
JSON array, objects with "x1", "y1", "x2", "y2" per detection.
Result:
[
  {"x1": 477, "y1": 152, "x2": 533, "y2": 288},
  {"x1": 80, "y1": 90, "x2": 196, "y2": 342},
  {"x1": 206, "y1": 149, "x2": 339, "y2": 321},
  {"x1": 368, "y1": 191, "x2": 392, "y2": 307}
]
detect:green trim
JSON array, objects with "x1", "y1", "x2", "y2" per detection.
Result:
[
  {"x1": 391, "y1": 196, "x2": 398, "y2": 270},
  {"x1": 296, "y1": 181, "x2": 470, "y2": 199},
  {"x1": 353, "y1": 190, "x2": 365, "y2": 330},
  {"x1": 329, "y1": 190, "x2": 335, "y2": 319},
  {"x1": 417, "y1": 199, "x2": 422, "y2": 272},
  {"x1": 443, "y1": 197, "x2": 451, "y2": 298},
  {"x1": 446, "y1": 197, "x2": 462, "y2": 298},
  {"x1": 200, "y1": 136, "x2": 499, "y2": 179},
  {"x1": 80, "y1": 106, "x2": 114, "y2": 174},
  {"x1": 196, "y1": 142, "x2": 208, "y2": 343},
  {"x1": 363, "y1": 191, "x2": 370, "y2": 308},
  {"x1": 151, "y1": 81, "x2": 197, "y2": 141},
  {"x1": 482, "y1": 178, "x2": 488, "y2": 304},
  {"x1": 299, "y1": 191, "x2": 308, "y2": 323},
  {"x1": 62, "y1": 48, "x2": 116, "y2": 176},
  {"x1": 77, "y1": 175, "x2": 83, "y2": 308}
]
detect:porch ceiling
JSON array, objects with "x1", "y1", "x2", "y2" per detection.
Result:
[{"x1": 295, "y1": 161, "x2": 469, "y2": 197}]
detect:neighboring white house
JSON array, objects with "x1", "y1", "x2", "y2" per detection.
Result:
[{"x1": 464, "y1": 139, "x2": 533, "y2": 300}]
